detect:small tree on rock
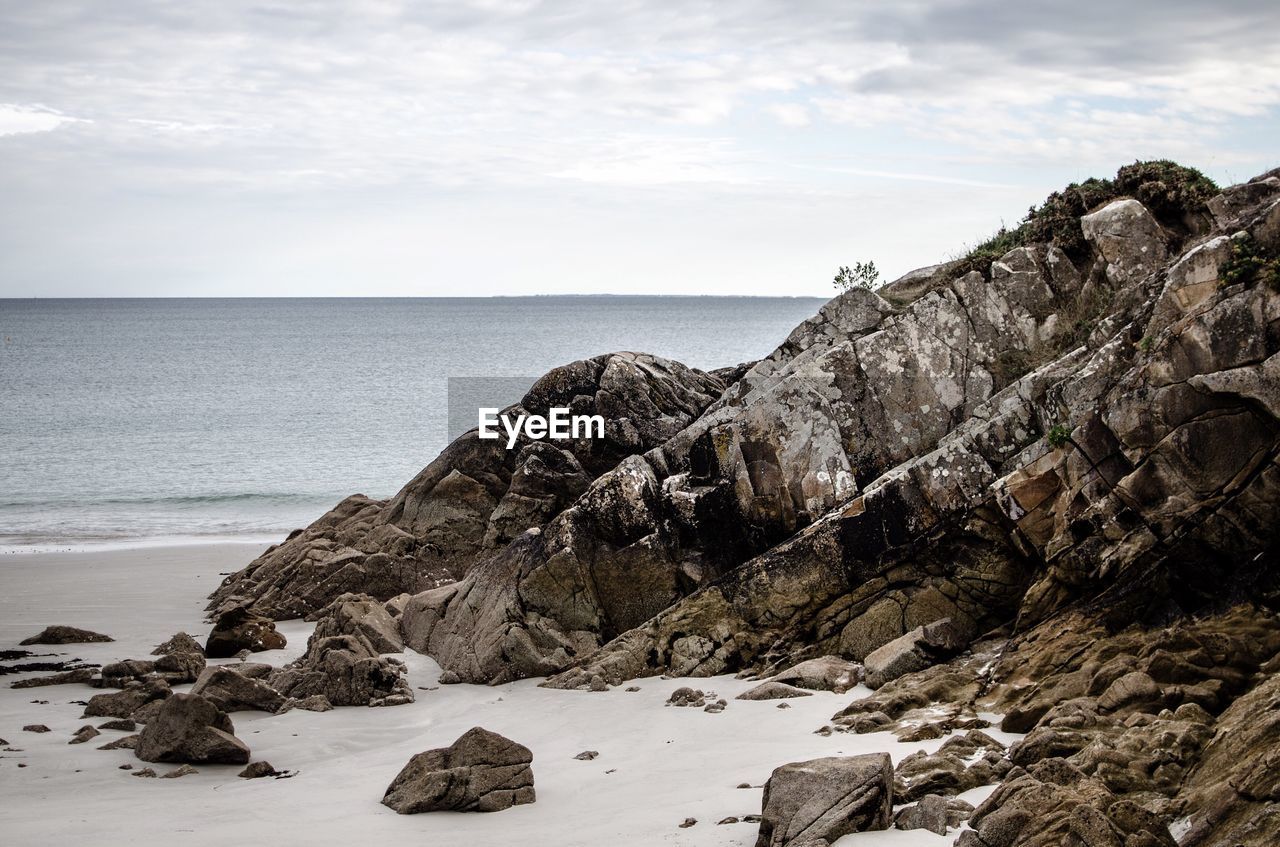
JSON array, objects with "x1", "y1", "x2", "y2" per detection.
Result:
[{"x1": 833, "y1": 261, "x2": 879, "y2": 291}]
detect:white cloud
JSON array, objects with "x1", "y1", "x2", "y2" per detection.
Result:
[
  {"x1": 0, "y1": 1, "x2": 1277, "y2": 296},
  {"x1": 0, "y1": 103, "x2": 83, "y2": 136}
]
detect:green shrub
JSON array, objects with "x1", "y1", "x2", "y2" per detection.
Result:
[
  {"x1": 833, "y1": 261, "x2": 880, "y2": 291},
  {"x1": 1047, "y1": 424, "x2": 1072, "y2": 449},
  {"x1": 955, "y1": 160, "x2": 1218, "y2": 272},
  {"x1": 1113, "y1": 160, "x2": 1217, "y2": 226},
  {"x1": 1220, "y1": 234, "x2": 1280, "y2": 290}
]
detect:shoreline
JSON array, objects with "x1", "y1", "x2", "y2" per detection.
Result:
[
  {"x1": 0, "y1": 542, "x2": 965, "y2": 847},
  {"x1": 0, "y1": 535, "x2": 278, "y2": 556}
]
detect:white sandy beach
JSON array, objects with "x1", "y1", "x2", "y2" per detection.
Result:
[{"x1": 0, "y1": 544, "x2": 1002, "y2": 846}]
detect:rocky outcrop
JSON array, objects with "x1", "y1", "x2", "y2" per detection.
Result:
[
  {"x1": 381, "y1": 727, "x2": 535, "y2": 814},
  {"x1": 204, "y1": 163, "x2": 1280, "y2": 843},
  {"x1": 542, "y1": 171, "x2": 1280, "y2": 690},
  {"x1": 209, "y1": 353, "x2": 728, "y2": 620},
  {"x1": 20, "y1": 625, "x2": 113, "y2": 645},
  {"x1": 135, "y1": 693, "x2": 250, "y2": 765},
  {"x1": 755, "y1": 753, "x2": 893, "y2": 846}
]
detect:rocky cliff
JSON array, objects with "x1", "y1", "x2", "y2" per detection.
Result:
[{"x1": 212, "y1": 161, "x2": 1280, "y2": 845}]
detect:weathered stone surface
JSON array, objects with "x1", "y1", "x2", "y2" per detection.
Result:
[
  {"x1": 151, "y1": 632, "x2": 205, "y2": 656},
  {"x1": 205, "y1": 606, "x2": 286, "y2": 658},
  {"x1": 189, "y1": 666, "x2": 286, "y2": 713},
  {"x1": 736, "y1": 681, "x2": 813, "y2": 701},
  {"x1": 309, "y1": 592, "x2": 402, "y2": 654},
  {"x1": 83, "y1": 678, "x2": 171, "y2": 719},
  {"x1": 268, "y1": 595, "x2": 414, "y2": 707},
  {"x1": 768, "y1": 656, "x2": 862, "y2": 694},
  {"x1": 382, "y1": 727, "x2": 535, "y2": 814},
  {"x1": 20, "y1": 625, "x2": 113, "y2": 645},
  {"x1": 135, "y1": 693, "x2": 250, "y2": 765},
  {"x1": 10, "y1": 668, "x2": 94, "y2": 688},
  {"x1": 153, "y1": 650, "x2": 206, "y2": 684},
  {"x1": 863, "y1": 618, "x2": 967, "y2": 689},
  {"x1": 755, "y1": 753, "x2": 893, "y2": 847},
  {"x1": 68, "y1": 724, "x2": 100, "y2": 744},
  {"x1": 1081, "y1": 197, "x2": 1169, "y2": 285}
]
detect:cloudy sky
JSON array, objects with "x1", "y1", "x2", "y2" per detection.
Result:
[{"x1": 1, "y1": 1, "x2": 1278, "y2": 297}]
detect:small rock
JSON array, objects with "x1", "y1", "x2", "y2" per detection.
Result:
[
  {"x1": 119, "y1": 763, "x2": 133, "y2": 770},
  {"x1": 625, "y1": 686, "x2": 640, "y2": 692},
  {"x1": 98, "y1": 719, "x2": 137, "y2": 731},
  {"x1": 98, "y1": 734, "x2": 139, "y2": 750},
  {"x1": 20, "y1": 626, "x2": 113, "y2": 645},
  {"x1": 776, "y1": 702, "x2": 791, "y2": 709},
  {"x1": 573, "y1": 750, "x2": 599, "y2": 761},
  {"x1": 718, "y1": 817, "x2": 739, "y2": 825},
  {"x1": 438, "y1": 670, "x2": 461, "y2": 685},
  {"x1": 69, "y1": 725, "x2": 101, "y2": 745},
  {"x1": 160, "y1": 764, "x2": 199, "y2": 778},
  {"x1": 704, "y1": 699, "x2": 727, "y2": 713},
  {"x1": 22, "y1": 724, "x2": 50, "y2": 733},
  {"x1": 588, "y1": 675, "x2": 608, "y2": 692},
  {"x1": 666, "y1": 687, "x2": 706, "y2": 707},
  {"x1": 132, "y1": 767, "x2": 157, "y2": 778},
  {"x1": 678, "y1": 818, "x2": 697, "y2": 828},
  {"x1": 239, "y1": 761, "x2": 280, "y2": 778},
  {"x1": 737, "y1": 782, "x2": 752, "y2": 789}
]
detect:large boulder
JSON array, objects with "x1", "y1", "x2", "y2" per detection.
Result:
[
  {"x1": 382, "y1": 727, "x2": 535, "y2": 814},
  {"x1": 205, "y1": 606, "x2": 286, "y2": 658},
  {"x1": 135, "y1": 693, "x2": 250, "y2": 765},
  {"x1": 755, "y1": 753, "x2": 893, "y2": 847}
]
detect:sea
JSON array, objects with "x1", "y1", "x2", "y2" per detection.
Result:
[{"x1": 0, "y1": 296, "x2": 825, "y2": 551}]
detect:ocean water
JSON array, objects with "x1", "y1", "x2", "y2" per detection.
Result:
[{"x1": 0, "y1": 296, "x2": 824, "y2": 550}]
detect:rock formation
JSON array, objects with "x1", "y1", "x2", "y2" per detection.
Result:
[{"x1": 209, "y1": 161, "x2": 1280, "y2": 845}]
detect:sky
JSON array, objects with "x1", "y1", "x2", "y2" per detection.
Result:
[{"x1": 1, "y1": 0, "x2": 1278, "y2": 298}]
